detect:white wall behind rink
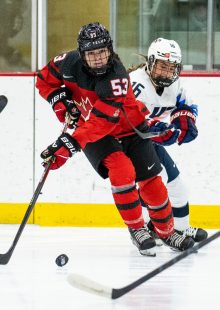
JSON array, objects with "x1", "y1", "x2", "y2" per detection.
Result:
[{"x1": 0, "y1": 76, "x2": 220, "y2": 205}]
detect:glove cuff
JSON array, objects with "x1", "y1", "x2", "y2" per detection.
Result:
[
  {"x1": 170, "y1": 109, "x2": 196, "y2": 124},
  {"x1": 59, "y1": 133, "x2": 81, "y2": 157},
  {"x1": 47, "y1": 87, "x2": 72, "y2": 109},
  {"x1": 147, "y1": 118, "x2": 160, "y2": 126}
]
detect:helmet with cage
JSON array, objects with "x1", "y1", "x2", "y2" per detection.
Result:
[
  {"x1": 77, "y1": 22, "x2": 114, "y2": 75},
  {"x1": 146, "y1": 38, "x2": 182, "y2": 87}
]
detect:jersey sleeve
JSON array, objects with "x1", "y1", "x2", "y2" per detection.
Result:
[
  {"x1": 176, "y1": 79, "x2": 193, "y2": 107},
  {"x1": 175, "y1": 79, "x2": 198, "y2": 116},
  {"x1": 35, "y1": 52, "x2": 68, "y2": 101}
]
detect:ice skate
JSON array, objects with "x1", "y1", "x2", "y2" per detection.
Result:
[
  {"x1": 179, "y1": 227, "x2": 208, "y2": 242},
  {"x1": 146, "y1": 220, "x2": 163, "y2": 246},
  {"x1": 160, "y1": 230, "x2": 195, "y2": 252},
  {"x1": 128, "y1": 225, "x2": 156, "y2": 256}
]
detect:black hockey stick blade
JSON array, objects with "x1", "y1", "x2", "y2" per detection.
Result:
[
  {"x1": 0, "y1": 163, "x2": 51, "y2": 265},
  {"x1": 67, "y1": 230, "x2": 220, "y2": 299},
  {"x1": 133, "y1": 127, "x2": 170, "y2": 139},
  {"x1": 0, "y1": 95, "x2": 8, "y2": 113},
  {"x1": 121, "y1": 106, "x2": 170, "y2": 139}
]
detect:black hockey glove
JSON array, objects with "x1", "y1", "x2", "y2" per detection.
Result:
[
  {"x1": 41, "y1": 133, "x2": 81, "y2": 170},
  {"x1": 48, "y1": 88, "x2": 81, "y2": 128}
]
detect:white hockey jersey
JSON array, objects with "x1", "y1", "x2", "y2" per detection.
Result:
[{"x1": 129, "y1": 66, "x2": 193, "y2": 121}]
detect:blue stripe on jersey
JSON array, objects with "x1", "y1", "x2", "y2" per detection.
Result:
[
  {"x1": 176, "y1": 93, "x2": 186, "y2": 107},
  {"x1": 149, "y1": 106, "x2": 173, "y2": 118}
]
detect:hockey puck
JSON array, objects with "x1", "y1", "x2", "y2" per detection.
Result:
[{"x1": 55, "y1": 254, "x2": 69, "y2": 267}]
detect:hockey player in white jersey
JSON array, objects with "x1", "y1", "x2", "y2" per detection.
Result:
[{"x1": 129, "y1": 38, "x2": 207, "y2": 242}]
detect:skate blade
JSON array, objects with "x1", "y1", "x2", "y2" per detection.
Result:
[
  {"x1": 140, "y1": 249, "x2": 156, "y2": 257},
  {"x1": 155, "y1": 239, "x2": 163, "y2": 246}
]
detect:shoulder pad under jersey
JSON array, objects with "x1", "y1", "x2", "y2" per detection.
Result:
[{"x1": 52, "y1": 50, "x2": 81, "y2": 74}]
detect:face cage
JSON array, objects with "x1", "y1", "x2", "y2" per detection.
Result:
[
  {"x1": 79, "y1": 44, "x2": 114, "y2": 76},
  {"x1": 148, "y1": 59, "x2": 182, "y2": 87},
  {"x1": 82, "y1": 48, "x2": 112, "y2": 75}
]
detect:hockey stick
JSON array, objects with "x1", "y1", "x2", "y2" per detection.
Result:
[
  {"x1": 0, "y1": 162, "x2": 51, "y2": 265},
  {"x1": 67, "y1": 230, "x2": 220, "y2": 299},
  {"x1": 0, "y1": 95, "x2": 8, "y2": 113},
  {"x1": 121, "y1": 106, "x2": 169, "y2": 139},
  {"x1": 0, "y1": 122, "x2": 69, "y2": 265},
  {"x1": 133, "y1": 127, "x2": 169, "y2": 139}
]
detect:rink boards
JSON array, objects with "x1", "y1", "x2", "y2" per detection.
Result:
[{"x1": 0, "y1": 203, "x2": 219, "y2": 228}]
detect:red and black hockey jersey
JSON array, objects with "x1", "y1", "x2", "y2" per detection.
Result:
[{"x1": 36, "y1": 50, "x2": 146, "y2": 149}]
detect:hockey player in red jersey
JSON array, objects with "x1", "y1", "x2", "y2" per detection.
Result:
[{"x1": 36, "y1": 22, "x2": 195, "y2": 255}]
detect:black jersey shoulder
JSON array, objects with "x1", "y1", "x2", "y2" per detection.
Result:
[
  {"x1": 47, "y1": 50, "x2": 81, "y2": 82},
  {"x1": 95, "y1": 59, "x2": 129, "y2": 98},
  {"x1": 54, "y1": 50, "x2": 97, "y2": 90},
  {"x1": 53, "y1": 50, "x2": 81, "y2": 77}
]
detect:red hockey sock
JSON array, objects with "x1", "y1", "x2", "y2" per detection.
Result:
[
  {"x1": 103, "y1": 151, "x2": 144, "y2": 229},
  {"x1": 139, "y1": 176, "x2": 174, "y2": 238}
]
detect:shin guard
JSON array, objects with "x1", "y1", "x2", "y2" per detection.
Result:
[
  {"x1": 139, "y1": 176, "x2": 174, "y2": 238},
  {"x1": 103, "y1": 152, "x2": 144, "y2": 229}
]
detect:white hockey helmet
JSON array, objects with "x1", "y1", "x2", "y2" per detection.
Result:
[{"x1": 147, "y1": 38, "x2": 182, "y2": 87}]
